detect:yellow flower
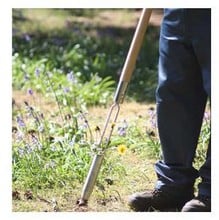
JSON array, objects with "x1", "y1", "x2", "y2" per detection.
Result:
[{"x1": 117, "y1": 144, "x2": 127, "y2": 155}]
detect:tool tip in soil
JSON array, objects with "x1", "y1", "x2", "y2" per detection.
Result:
[{"x1": 76, "y1": 198, "x2": 88, "y2": 207}]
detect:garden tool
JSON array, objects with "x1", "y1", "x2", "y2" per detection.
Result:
[{"x1": 77, "y1": 8, "x2": 153, "y2": 206}]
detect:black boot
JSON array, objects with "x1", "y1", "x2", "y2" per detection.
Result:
[
  {"x1": 181, "y1": 195, "x2": 211, "y2": 212},
  {"x1": 128, "y1": 189, "x2": 193, "y2": 212}
]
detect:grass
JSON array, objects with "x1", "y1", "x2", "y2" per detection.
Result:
[
  {"x1": 12, "y1": 143, "x2": 157, "y2": 212},
  {"x1": 12, "y1": 89, "x2": 159, "y2": 211},
  {"x1": 12, "y1": 9, "x2": 210, "y2": 212}
]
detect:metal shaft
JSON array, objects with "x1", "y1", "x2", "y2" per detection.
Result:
[{"x1": 78, "y1": 154, "x2": 104, "y2": 205}]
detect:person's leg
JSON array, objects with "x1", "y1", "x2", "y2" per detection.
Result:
[
  {"x1": 155, "y1": 35, "x2": 207, "y2": 196},
  {"x1": 191, "y1": 9, "x2": 211, "y2": 198},
  {"x1": 128, "y1": 9, "x2": 208, "y2": 212},
  {"x1": 181, "y1": 143, "x2": 211, "y2": 212},
  {"x1": 155, "y1": 9, "x2": 209, "y2": 196},
  {"x1": 181, "y1": 9, "x2": 211, "y2": 212},
  {"x1": 129, "y1": 36, "x2": 206, "y2": 211}
]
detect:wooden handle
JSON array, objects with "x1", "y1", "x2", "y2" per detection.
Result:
[
  {"x1": 114, "y1": 8, "x2": 152, "y2": 103},
  {"x1": 120, "y1": 8, "x2": 152, "y2": 82}
]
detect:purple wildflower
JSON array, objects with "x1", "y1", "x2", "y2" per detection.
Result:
[
  {"x1": 69, "y1": 140, "x2": 75, "y2": 146},
  {"x1": 27, "y1": 88, "x2": 34, "y2": 95},
  {"x1": 38, "y1": 124, "x2": 44, "y2": 133},
  {"x1": 69, "y1": 136, "x2": 76, "y2": 146},
  {"x1": 117, "y1": 120, "x2": 128, "y2": 136},
  {"x1": 25, "y1": 144, "x2": 33, "y2": 154},
  {"x1": 24, "y1": 34, "x2": 31, "y2": 42},
  {"x1": 18, "y1": 147, "x2": 25, "y2": 157},
  {"x1": 63, "y1": 87, "x2": 70, "y2": 93},
  {"x1": 118, "y1": 127, "x2": 126, "y2": 136},
  {"x1": 15, "y1": 131, "x2": 24, "y2": 141},
  {"x1": 148, "y1": 108, "x2": 157, "y2": 129},
  {"x1": 204, "y1": 111, "x2": 210, "y2": 121},
  {"x1": 16, "y1": 116, "x2": 25, "y2": 127},
  {"x1": 24, "y1": 73, "x2": 30, "y2": 81},
  {"x1": 67, "y1": 71, "x2": 77, "y2": 84},
  {"x1": 35, "y1": 68, "x2": 40, "y2": 77},
  {"x1": 31, "y1": 135, "x2": 42, "y2": 150}
]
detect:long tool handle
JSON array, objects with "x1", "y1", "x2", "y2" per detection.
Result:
[
  {"x1": 78, "y1": 8, "x2": 152, "y2": 206},
  {"x1": 114, "y1": 8, "x2": 152, "y2": 103}
]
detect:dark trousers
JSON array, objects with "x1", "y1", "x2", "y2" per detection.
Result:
[{"x1": 155, "y1": 9, "x2": 211, "y2": 197}]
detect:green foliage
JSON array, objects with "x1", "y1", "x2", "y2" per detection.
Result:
[
  {"x1": 12, "y1": 54, "x2": 115, "y2": 107},
  {"x1": 12, "y1": 8, "x2": 159, "y2": 102}
]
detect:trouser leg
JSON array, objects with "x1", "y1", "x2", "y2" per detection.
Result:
[
  {"x1": 155, "y1": 35, "x2": 208, "y2": 193},
  {"x1": 190, "y1": 10, "x2": 211, "y2": 197}
]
